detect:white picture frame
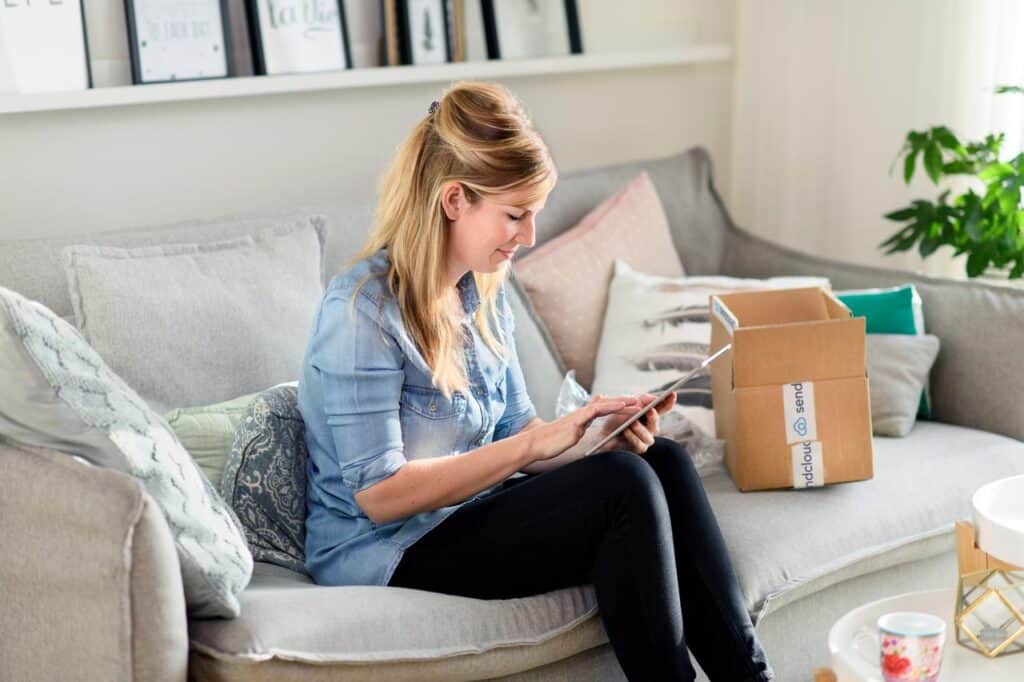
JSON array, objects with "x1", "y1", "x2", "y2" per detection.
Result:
[
  {"x1": 125, "y1": 0, "x2": 232, "y2": 84},
  {"x1": 0, "y1": 0, "x2": 91, "y2": 93},
  {"x1": 247, "y1": 0, "x2": 351, "y2": 75}
]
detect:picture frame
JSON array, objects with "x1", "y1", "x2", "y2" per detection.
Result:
[
  {"x1": 124, "y1": 0, "x2": 233, "y2": 84},
  {"x1": 246, "y1": 0, "x2": 352, "y2": 75},
  {"x1": 0, "y1": 0, "x2": 92, "y2": 93},
  {"x1": 481, "y1": 0, "x2": 582, "y2": 60},
  {"x1": 393, "y1": 0, "x2": 453, "y2": 66}
]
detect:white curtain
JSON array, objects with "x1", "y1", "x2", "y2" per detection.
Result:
[{"x1": 729, "y1": 0, "x2": 1024, "y2": 278}]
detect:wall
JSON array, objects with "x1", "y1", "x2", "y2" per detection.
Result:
[
  {"x1": 729, "y1": 0, "x2": 1024, "y2": 278},
  {"x1": 0, "y1": 1, "x2": 735, "y2": 242}
]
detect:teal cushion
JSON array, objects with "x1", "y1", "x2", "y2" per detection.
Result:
[{"x1": 836, "y1": 285, "x2": 931, "y2": 418}]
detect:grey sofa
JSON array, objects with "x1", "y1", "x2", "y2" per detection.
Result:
[{"x1": 3, "y1": 146, "x2": 1024, "y2": 681}]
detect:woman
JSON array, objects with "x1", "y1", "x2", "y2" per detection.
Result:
[{"x1": 297, "y1": 81, "x2": 775, "y2": 682}]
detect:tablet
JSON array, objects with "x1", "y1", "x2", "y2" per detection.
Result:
[{"x1": 583, "y1": 343, "x2": 732, "y2": 457}]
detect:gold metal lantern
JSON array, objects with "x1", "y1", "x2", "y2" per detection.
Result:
[{"x1": 954, "y1": 521, "x2": 1024, "y2": 658}]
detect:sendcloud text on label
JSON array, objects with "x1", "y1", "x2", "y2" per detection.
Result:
[
  {"x1": 790, "y1": 440, "x2": 824, "y2": 487},
  {"x1": 783, "y1": 382, "x2": 824, "y2": 487},
  {"x1": 783, "y1": 381, "x2": 817, "y2": 443}
]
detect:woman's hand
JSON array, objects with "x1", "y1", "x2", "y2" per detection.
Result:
[
  {"x1": 593, "y1": 391, "x2": 677, "y2": 455},
  {"x1": 527, "y1": 394, "x2": 640, "y2": 462}
]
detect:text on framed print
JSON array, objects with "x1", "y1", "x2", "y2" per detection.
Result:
[
  {"x1": 126, "y1": 0, "x2": 231, "y2": 83},
  {"x1": 249, "y1": 0, "x2": 350, "y2": 75}
]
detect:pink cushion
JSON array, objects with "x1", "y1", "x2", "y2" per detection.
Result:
[{"x1": 512, "y1": 171, "x2": 684, "y2": 390}]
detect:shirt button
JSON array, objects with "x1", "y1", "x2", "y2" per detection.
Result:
[{"x1": 429, "y1": 403, "x2": 437, "y2": 412}]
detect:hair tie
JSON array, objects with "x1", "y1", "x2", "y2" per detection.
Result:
[{"x1": 428, "y1": 100, "x2": 440, "y2": 115}]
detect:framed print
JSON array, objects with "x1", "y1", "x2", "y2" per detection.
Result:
[
  {"x1": 0, "y1": 0, "x2": 92, "y2": 93},
  {"x1": 481, "y1": 0, "x2": 582, "y2": 60},
  {"x1": 246, "y1": 0, "x2": 352, "y2": 75},
  {"x1": 395, "y1": 0, "x2": 452, "y2": 65},
  {"x1": 125, "y1": 0, "x2": 233, "y2": 84}
]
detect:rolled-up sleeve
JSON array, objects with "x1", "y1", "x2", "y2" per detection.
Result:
[
  {"x1": 309, "y1": 290, "x2": 407, "y2": 493},
  {"x1": 493, "y1": 290, "x2": 538, "y2": 441}
]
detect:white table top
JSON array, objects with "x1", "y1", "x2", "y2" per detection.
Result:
[{"x1": 829, "y1": 588, "x2": 1024, "y2": 681}]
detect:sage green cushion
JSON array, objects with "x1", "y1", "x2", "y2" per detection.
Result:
[{"x1": 165, "y1": 382, "x2": 298, "y2": 490}]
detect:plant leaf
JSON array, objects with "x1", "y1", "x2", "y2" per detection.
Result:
[
  {"x1": 933, "y1": 126, "x2": 966, "y2": 156},
  {"x1": 966, "y1": 250, "x2": 990, "y2": 277},
  {"x1": 903, "y1": 150, "x2": 918, "y2": 183},
  {"x1": 923, "y1": 142, "x2": 943, "y2": 184},
  {"x1": 884, "y1": 207, "x2": 917, "y2": 222}
]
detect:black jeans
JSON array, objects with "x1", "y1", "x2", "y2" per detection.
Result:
[{"x1": 388, "y1": 437, "x2": 775, "y2": 681}]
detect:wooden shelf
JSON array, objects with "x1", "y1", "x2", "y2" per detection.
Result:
[{"x1": 0, "y1": 44, "x2": 731, "y2": 115}]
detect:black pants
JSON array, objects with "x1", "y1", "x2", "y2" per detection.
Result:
[{"x1": 388, "y1": 437, "x2": 775, "y2": 681}]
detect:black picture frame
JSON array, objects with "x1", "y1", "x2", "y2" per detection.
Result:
[
  {"x1": 124, "y1": 0, "x2": 234, "y2": 84},
  {"x1": 481, "y1": 0, "x2": 582, "y2": 60},
  {"x1": 394, "y1": 0, "x2": 453, "y2": 65},
  {"x1": 246, "y1": 0, "x2": 353, "y2": 76},
  {"x1": 0, "y1": 0, "x2": 93, "y2": 92}
]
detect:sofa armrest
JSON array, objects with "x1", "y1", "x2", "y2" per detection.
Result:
[
  {"x1": 0, "y1": 439, "x2": 188, "y2": 681},
  {"x1": 721, "y1": 224, "x2": 1024, "y2": 442}
]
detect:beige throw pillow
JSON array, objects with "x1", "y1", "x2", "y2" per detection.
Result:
[{"x1": 512, "y1": 172, "x2": 684, "y2": 389}]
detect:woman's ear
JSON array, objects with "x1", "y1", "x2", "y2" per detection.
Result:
[{"x1": 441, "y1": 181, "x2": 464, "y2": 222}]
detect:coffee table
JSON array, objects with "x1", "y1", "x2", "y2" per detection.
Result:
[{"x1": 828, "y1": 588, "x2": 1024, "y2": 680}]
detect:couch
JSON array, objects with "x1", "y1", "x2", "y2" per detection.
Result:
[{"x1": 3, "y1": 146, "x2": 1024, "y2": 681}]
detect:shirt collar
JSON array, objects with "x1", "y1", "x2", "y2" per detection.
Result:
[{"x1": 456, "y1": 270, "x2": 481, "y2": 316}]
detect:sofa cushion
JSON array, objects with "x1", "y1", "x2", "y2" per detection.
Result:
[
  {"x1": 591, "y1": 258, "x2": 830, "y2": 437},
  {"x1": 188, "y1": 562, "x2": 606, "y2": 681},
  {"x1": 0, "y1": 286, "x2": 253, "y2": 619},
  {"x1": 703, "y1": 421, "x2": 1024, "y2": 625},
  {"x1": 63, "y1": 218, "x2": 325, "y2": 413},
  {"x1": 512, "y1": 171, "x2": 685, "y2": 389},
  {"x1": 505, "y1": 273, "x2": 565, "y2": 421},
  {"x1": 165, "y1": 390, "x2": 262, "y2": 490},
  {"x1": 865, "y1": 334, "x2": 940, "y2": 437},
  {"x1": 220, "y1": 385, "x2": 309, "y2": 576}
]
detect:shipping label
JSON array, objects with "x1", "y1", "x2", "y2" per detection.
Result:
[
  {"x1": 791, "y1": 440, "x2": 825, "y2": 488},
  {"x1": 782, "y1": 381, "x2": 817, "y2": 444},
  {"x1": 710, "y1": 296, "x2": 738, "y2": 335}
]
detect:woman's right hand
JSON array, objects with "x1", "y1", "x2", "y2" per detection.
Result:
[{"x1": 528, "y1": 394, "x2": 639, "y2": 462}]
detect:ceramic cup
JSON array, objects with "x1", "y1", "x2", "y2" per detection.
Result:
[{"x1": 853, "y1": 611, "x2": 946, "y2": 681}]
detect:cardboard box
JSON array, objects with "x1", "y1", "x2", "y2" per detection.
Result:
[{"x1": 709, "y1": 287, "x2": 874, "y2": 491}]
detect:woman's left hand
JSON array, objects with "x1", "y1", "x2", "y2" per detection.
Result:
[{"x1": 595, "y1": 391, "x2": 677, "y2": 455}]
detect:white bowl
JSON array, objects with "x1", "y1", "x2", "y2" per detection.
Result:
[{"x1": 972, "y1": 474, "x2": 1024, "y2": 567}]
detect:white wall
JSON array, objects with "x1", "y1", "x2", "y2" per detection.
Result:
[
  {"x1": 0, "y1": 1, "x2": 735, "y2": 241},
  {"x1": 729, "y1": 0, "x2": 1024, "y2": 278}
]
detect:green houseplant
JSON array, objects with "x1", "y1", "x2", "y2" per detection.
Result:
[{"x1": 882, "y1": 86, "x2": 1024, "y2": 278}]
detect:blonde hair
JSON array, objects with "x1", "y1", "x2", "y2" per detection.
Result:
[{"x1": 348, "y1": 81, "x2": 557, "y2": 399}]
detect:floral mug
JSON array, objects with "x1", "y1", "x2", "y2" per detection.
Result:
[{"x1": 853, "y1": 611, "x2": 946, "y2": 681}]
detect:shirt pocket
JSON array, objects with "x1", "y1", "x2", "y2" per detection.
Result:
[
  {"x1": 400, "y1": 384, "x2": 467, "y2": 420},
  {"x1": 399, "y1": 385, "x2": 467, "y2": 460}
]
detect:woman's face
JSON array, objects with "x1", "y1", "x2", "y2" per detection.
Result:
[{"x1": 442, "y1": 181, "x2": 547, "y2": 285}]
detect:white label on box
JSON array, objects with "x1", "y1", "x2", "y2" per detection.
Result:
[
  {"x1": 711, "y1": 297, "x2": 738, "y2": 335},
  {"x1": 791, "y1": 441, "x2": 825, "y2": 488},
  {"x1": 782, "y1": 381, "x2": 817, "y2": 444}
]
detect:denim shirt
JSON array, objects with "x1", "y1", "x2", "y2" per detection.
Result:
[{"x1": 298, "y1": 247, "x2": 538, "y2": 587}]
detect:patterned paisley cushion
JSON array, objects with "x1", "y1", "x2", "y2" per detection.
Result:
[{"x1": 220, "y1": 385, "x2": 308, "y2": 575}]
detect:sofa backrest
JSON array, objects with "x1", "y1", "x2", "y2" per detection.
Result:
[{"x1": 0, "y1": 146, "x2": 728, "y2": 322}]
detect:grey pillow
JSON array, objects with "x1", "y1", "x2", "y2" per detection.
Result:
[
  {"x1": 0, "y1": 286, "x2": 253, "y2": 619},
  {"x1": 220, "y1": 385, "x2": 309, "y2": 575},
  {"x1": 506, "y1": 274, "x2": 566, "y2": 421},
  {"x1": 62, "y1": 217, "x2": 326, "y2": 414},
  {"x1": 866, "y1": 334, "x2": 941, "y2": 437}
]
